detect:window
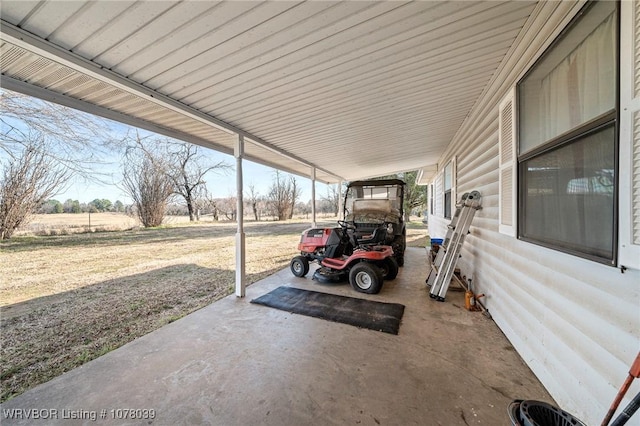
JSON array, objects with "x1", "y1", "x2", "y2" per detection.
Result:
[
  {"x1": 517, "y1": 1, "x2": 617, "y2": 264},
  {"x1": 443, "y1": 162, "x2": 452, "y2": 219}
]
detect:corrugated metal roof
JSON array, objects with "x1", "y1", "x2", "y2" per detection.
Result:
[{"x1": 0, "y1": 0, "x2": 537, "y2": 183}]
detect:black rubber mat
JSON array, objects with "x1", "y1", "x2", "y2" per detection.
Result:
[{"x1": 251, "y1": 286, "x2": 405, "y2": 335}]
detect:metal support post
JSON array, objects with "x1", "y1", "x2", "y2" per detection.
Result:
[
  {"x1": 235, "y1": 134, "x2": 246, "y2": 298},
  {"x1": 338, "y1": 181, "x2": 343, "y2": 219},
  {"x1": 311, "y1": 167, "x2": 316, "y2": 228}
]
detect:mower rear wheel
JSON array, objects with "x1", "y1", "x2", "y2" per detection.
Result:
[
  {"x1": 392, "y1": 234, "x2": 406, "y2": 267},
  {"x1": 349, "y1": 262, "x2": 384, "y2": 294},
  {"x1": 379, "y1": 257, "x2": 399, "y2": 280},
  {"x1": 290, "y1": 256, "x2": 310, "y2": 277}
]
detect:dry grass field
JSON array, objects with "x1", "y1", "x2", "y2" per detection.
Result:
[
  {"x1": 15, "y1": 212, "x2": 193, "y2": 236},
  {"x1": 0, "y1": 217, "x2": 429, "y2": 402}
]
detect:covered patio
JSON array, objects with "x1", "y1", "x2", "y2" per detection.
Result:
[
  {"x1": 2, "y1": 1, "x2": 639, "y2": 425},
  {"x1": 0, "y1": 247, "x2": 551, "y2": 425}
]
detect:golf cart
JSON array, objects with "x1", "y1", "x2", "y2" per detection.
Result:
[{"x1": 343, "y1": 179, "x2": 407, "y2": 267}]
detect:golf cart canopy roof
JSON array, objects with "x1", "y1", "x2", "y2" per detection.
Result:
[{"x1": 347, "y1": 179, "x2": 406, "y2": 188}]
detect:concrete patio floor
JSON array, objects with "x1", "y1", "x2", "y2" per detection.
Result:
[{"x1": 1, "y1": 247, "x2": 553, "y2": 425}]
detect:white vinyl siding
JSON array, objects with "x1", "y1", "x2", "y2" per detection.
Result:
[
  {"x1": 431, "y1": 2, "x2": 640, "y2": 424},
  {"x1": 634, "y1": 112, "x2": 640, "y2": 244},
  {"x1": 619, "y1": 0, "x2": 640, "y2": 270},
  {"x1": 498, "y1": 89, "x2": 517, "y2": 236}
]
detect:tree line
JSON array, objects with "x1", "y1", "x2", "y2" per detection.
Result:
[
  {"x1": 37, "y1": 191, "x2": 339, "y2": 220},
  {"x1": 38, "y1": 199, "x2": 126, "y2": 214}
]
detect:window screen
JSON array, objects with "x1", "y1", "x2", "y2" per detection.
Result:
[{"x1": 520, "y1": 124, "x2": 615, "y2": 261}]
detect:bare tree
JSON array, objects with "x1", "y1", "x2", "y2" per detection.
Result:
[
  {"x1": 218, "y1": 196, "x2": 237, "y2": 221},
  {"x1": 0, "y1": 90, "x2": 118, "y2": 239},
  {"x1": 1, "y1": 89, "x2": 117, "y2": 181},
  {"x1": 165, "y1": 143, "x2": 230, "y2": 222},
  {"x1": 120, "y1": 132, "x2": 230, "y2": 224},
  {"x1": 121, "y1": 136, "x2": 174, "y2": 228},
  {"x1": 197, "y1": 188, "x2": 219, "y2": 221},
  {"x1": 288, "y1": 177, "x2": 299, "y2": 219},
  {"x1": 317, "y1": 198, "x2": 335, "y2": 215},
  {"x1": 267, "y1": 171, "x2": 288, "y2": 220},
  {"x1": 322, "y1": 184, "x2": 341, "y2": 216},
  {"x1": 266, "y1": 171, "x2": 299, "y2": 221},
  {"x1": 0, "y1": 133, "x2": 71, "y2": 239},
  {"x1": 247, "y1": 184, "x2": 261, "y2": 221},
  {"x1": 297, "y1": 201, "x2": 311, "y2": 219}
]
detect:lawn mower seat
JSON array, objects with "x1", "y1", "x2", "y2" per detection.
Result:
[{"x1": 325, "y1": 228, "x2": 354, "y2": 258}]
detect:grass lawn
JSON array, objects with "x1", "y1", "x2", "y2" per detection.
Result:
[{"x1": 0, "y1": 217, "x2": 429, "y2": 402}]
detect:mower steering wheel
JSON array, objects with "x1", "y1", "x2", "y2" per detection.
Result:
[{"x1": 337, "y1": 220, "x2": 356, "y2": 230}]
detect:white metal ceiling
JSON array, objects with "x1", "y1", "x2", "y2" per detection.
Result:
[{"x1": 0, "y1": 0, "x2": 538, "y2": 183}]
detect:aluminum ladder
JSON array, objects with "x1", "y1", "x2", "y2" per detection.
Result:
[{"x1": 426, "y1": 191, "x2": 482, "y2": 302}]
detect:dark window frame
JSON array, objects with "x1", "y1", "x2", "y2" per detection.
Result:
[
  {"x1": 516, "y1": 0, "x2": 620, "y2": 266},
  {"x1": 443, "y1": 162, "x2": 453, "y2": 219},
  {"x1": 444, "y1": 189, "x2": 452, "y2": 219},
  {"x1": 429, "y1": 183, "x2": 435, "y2": 215}
]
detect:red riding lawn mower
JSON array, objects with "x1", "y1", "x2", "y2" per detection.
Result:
[{"x1": 289, "y1": 179, "x2": 406, "y2": 294}]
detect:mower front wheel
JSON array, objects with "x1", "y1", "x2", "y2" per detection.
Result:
[
  {"x1": 349, "y1": 262, "x2": 384, "y2": 294},
  {"x1": 290, "y1": 256, "x2": 310, "y2": 277}
]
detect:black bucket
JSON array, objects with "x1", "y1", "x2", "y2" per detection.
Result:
[{"x1": 508, "y1": 400, "x2": 587, "y2": 426}]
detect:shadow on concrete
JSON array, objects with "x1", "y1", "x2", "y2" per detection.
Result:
[{"x1": 0, "y1": 261, "x2": 284, "y2": 402}]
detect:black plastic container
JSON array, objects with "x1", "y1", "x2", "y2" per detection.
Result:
[{"x1": 508, "y1": 400, "x2": 587, "y2": 426}]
